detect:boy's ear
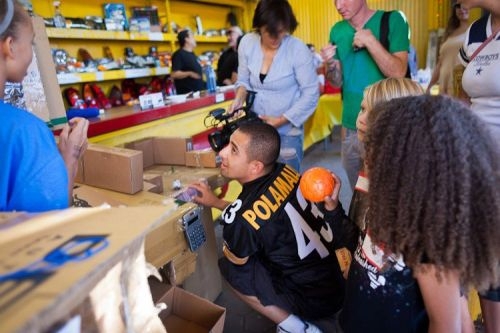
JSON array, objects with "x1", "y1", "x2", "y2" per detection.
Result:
[{"x1": 249, "y1": 159, "x2": 265, "y2": 176}]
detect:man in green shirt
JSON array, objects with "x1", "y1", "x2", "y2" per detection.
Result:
[{"x1": 321, "y1": 0, "x2": 410, "y2": 189}]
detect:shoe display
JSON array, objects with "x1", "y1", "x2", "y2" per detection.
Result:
[
  {"x1": 149, "y1": 77, "x2": 164, "y2": 93},
  {"x1": 109, "y1": 85, "x2": 124, "y2": 107},
  {"x1": 64, "y1": 87, "x2": 81, "y2": 107},
  {"x1": 121, "y1": 78, "x2": 138, "y2": 102},
  {"x1": 82, "y1": 83, "x2": 98, "y2": 108},
  {"x1": 91, "y1": 83, "x2": 112, "y2": 109}
]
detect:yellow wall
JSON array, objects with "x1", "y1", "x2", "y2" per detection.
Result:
[
  {"x1": 249, "y1": 0, "x2": 482, "y2": 70},
  {"x1": 34, "y1": 0, "x2": 485, "y2": 72}
]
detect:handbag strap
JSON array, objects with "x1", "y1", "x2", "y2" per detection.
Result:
[{"x1": 470, "y1": 28, "x2": 500, "y2": 62}]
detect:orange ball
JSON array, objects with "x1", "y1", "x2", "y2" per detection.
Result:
[{"x1": 299, "y1": 167, "x2": 335, "y2": 202}]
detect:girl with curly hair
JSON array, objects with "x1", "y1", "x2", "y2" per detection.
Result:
[
  {"x1": 340, "y1": 80, "x2": 489, "y2": 332},
  {"x1": 343, "y1": 94, "x2": 500, "y2": 332}
]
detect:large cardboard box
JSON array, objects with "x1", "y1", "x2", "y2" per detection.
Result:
[
  {"x1": 185, "y1": 149, "x2": 220, "y2": 168},
  {"x1": 125, "y1": 137, "x2": 155, "y2": 168},
  {"x1": 153, "y1": 137, "x2": 193, "y2": 165},
  {"x1": 83, "y1": 144, "x2": 144, "y2": 194},
  {"x1": 150, "y1": 278, "x2": 226, "y2": 333}
]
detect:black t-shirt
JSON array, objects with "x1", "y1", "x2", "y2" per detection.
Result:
[
  {"x1": 216, "y1": 47, "x2": 238, "y2": 86},
  {"x1": 221, "y1": 163, "x2": 356, "y2": 316},
  {"x1": 340, "y1": 174, "x2": 428, "y2": 332},
  {"x1": 171, "y1": 49, "x2": 204, "y2": 94}
]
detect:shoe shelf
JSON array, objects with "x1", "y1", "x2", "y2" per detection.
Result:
[
  {"x1": 46, "y1": 28, "x2": 228, "y2": 44},
  {"x1": 46, "y1": 28, "x2": 174, "y2": 42},
  {"x1": 57, "y1": 67, "x2": 171, "y2": 85}
]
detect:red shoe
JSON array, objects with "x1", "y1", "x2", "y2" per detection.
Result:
[
  {"x1": 109, "y1": 85, "x2": 123, "y2": 107},
  {"x1": 121, "y1": 79, "x2": 137, "y2": 102},
  {"x1": 82, "y1": 83, "x2": 98, "y2": 108},
  {"x1": 64, "y1": 87, "x2": 80, "y2": 107},
  {"x1": 91, "y1": 83, "x2": 111, "y2": 109},
  {"x1": 149, "y1": 77, "x2": 164, "y2": 93}
]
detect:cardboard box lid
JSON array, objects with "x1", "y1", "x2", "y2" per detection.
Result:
[{"x1": 0, "y1": 206, "x2": 176, "y2": 333}]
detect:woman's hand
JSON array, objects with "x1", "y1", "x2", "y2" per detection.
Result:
[
  {"x1": 58, "y1": 117, "x2": 89, "y2": 163},
  {"x1": 58, "y1": 117, "x2": 89, "y2": 205},
  {"x1": 259, "y1": 114, "x2": 288, "y2": 128}
]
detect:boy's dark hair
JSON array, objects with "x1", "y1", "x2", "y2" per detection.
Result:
[
  {"x1": 237, "y1": 122, "x2": 280, "y2": 167},
  {"x1": 365, "y1": 95, "x2": 500, "y2": 290},
  {"x1": 177, "y1": 29, "x2": 190, "y2": 48},
  {"x1": 252, "y1": 0, "x2": 298, "y2": 37}
]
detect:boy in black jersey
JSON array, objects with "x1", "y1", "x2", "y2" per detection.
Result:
[{"x1": 191, "y1": 123, "x2": 357, "y2": 333}]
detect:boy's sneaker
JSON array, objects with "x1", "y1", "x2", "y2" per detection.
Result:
[{"x1": 276, "y1": 321, "x2": 323, "y2": 333}]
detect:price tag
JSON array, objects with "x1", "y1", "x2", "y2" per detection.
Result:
[
  {"x1": 139, "y1": 92, "x2": 165, "y2": 110},
  {"x1": 215, "y1": 93, "x2": 225, "y2": 103}
]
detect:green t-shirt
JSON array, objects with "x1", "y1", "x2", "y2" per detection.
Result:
[{"x1": 330, "y1": 10, "x2": 410, "y2": 129}]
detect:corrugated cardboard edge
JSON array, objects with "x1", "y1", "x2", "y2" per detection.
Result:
[{"x1": 29, "y1": 16, "x2": 67, "y2": 127}]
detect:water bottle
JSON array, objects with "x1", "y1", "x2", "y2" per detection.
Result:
[{"x1": 204, "y1": 64, "x2": 217, "y2": 94}]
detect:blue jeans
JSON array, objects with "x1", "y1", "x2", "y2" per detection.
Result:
[
  {"x1": 341, "y1": 128, "x2": 362, "y2": 190},
  {"x1": 279, "y1": 129, "x2": 303, "y2": 172}
]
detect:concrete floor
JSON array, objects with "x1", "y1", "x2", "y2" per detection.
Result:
[{"x1": 212, "y1": 129, "x2": 350, "y2": 333}]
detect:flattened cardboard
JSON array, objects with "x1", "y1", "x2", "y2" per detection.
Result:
[
  {"x1": 0, "y1": 206, "x2": 173, "y2": 333},
  {"x1": 153, "y1": 137, "x2": 193, "y2": 165},
  {"x1": 185, "y1": 149, "x2": 219, "y2": 168},
  {"x1": 70, "y1": 184, "x2": 197, "y2": 274},
  {"x1": 23, "y1": 16, "x2": 67, "y2": 127},
  {"x1": 143, "y1": 173, "x2": 164, "y2": 194},
  {"x1": 83, "y1": 144, "x2": 144, "y2": 194},
  {"x1": 125, "y1": 137, "x2": 155, "y2": 169}
]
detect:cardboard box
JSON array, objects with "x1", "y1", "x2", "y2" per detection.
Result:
[
  {"x1": 83, "y1": 144, "x2": 144, "y2": 194},
  {"x1": 150, "y1": 279, "x2": 225, "y2": 333},
  {"x1": 185, "y1": 149, "x2": 220, "y2": 168},
  {"x1": 153, "y1": 137, "x2": 193, "y2": 165},
  {"x1": 125, "y1": 137, "x2": 155, "y2": 168}
]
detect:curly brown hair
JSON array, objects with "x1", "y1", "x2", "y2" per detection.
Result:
[{"x1": 364, "y1": 95, "x2": 500, "y2": 291}]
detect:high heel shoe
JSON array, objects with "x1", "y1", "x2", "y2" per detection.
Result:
[
  {"x1": 109, "y1": 85, "x2": 124, "y2": 107},
  {"x1": 82, "y1": 83, "x2": 98, "y2": 108},
  {"x1": 64, "y1": 87, "x2": 81, "y2": 107},
  {"x1": 91, "y1": 83, "x2": 111, "y2": 109}
]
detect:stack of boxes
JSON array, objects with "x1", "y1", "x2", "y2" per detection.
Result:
[{"x1": 76, "y1": 137, "x2": 219, "y2": 195}]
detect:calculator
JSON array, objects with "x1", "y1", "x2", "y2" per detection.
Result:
[{"x1": 181, "y1": 208, "x2": 206, "y2": 252}]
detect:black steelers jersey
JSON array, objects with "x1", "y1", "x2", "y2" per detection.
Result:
[{"x1": 221, "y1": 163, "x2": 356, "y2": 314}]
